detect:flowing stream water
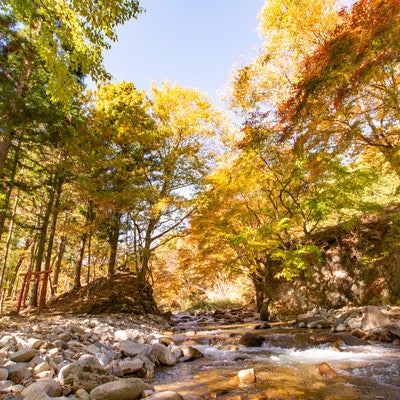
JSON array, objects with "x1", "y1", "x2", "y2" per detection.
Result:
[{"x1": 152, "y1": 316, "x2": 400, "y2": 399}]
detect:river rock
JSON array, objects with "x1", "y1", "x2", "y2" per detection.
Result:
[
  {"x1": 33, "y1": 361, "x2": 52, "y2": 375},
  {"x1": 114, "y1": 329, "x2": 140, "y2": 341},
  {"x1": 334, "y1": 323, "x2": 347, "y2": 332},
  {"x1": 118, "y1": 358, "x2": 144, "y2": 375},
  {"x1": 180, "y1": 345, "x2": 204, "y2": 362},
  {"x1": 21, "y1": 379, "x2": 63, "y2": 397},
  {"x1": 339, "y1": 334, "x2": 367, "y2": 346},
  {"x1": 120, "y1": 341, "x2": 151, "y2": 358},
  {"x1": 159, "y1": 335, "x2": 185, "y2": 346},
  {"x1": 27, "y1": 338, "x2": 45, "y2": 349},
  {"x1": 76, "y1": 388, "x2": 91, "y2": 400},
  {"x1": 318, "y1": 362, "x2": 338, "y2": 380},
  {"x1": 144, "y1": 391, "x2": 183, "y2": 400},
  {"x1": 22, "y1": 385, "x2": 52, "y2": 400},
  {"x1": 4, "y1": 363, "x2": 29, "y2": 383},
  {"x1": 309, "y1": 334, "x2": 342, "y2": 346},
  {"x1": 0, "y1": 334, "x2": 16, "y2": 346},
  {"x1": 238, "y1": 368, "x2": 256, "y2": 384},
  {"x1": 239, "y1": 332, "x2": 264, "y2": 347},
  {"x1": 389, "y1": 321, "x2": 400, "y2": 338},
  {"x1": 151, "y1": 343, "x2": 178, "y2": 366},
  {"x1": 0, "y1": 367, "x2": 8, "y2": 380},
  {"x1": 306, "y1": 319, "x2": 331, "y2": 329},
  {"x1": 9, "y1": 347, "x2": 39, "y2": 363},
  {"x1": 95, "y1": 353, "x2": 113, "y2": 368},
  {"x1": 68, "y1": 324, "x2": 86, "y2": 335},
  {"x1": 93, "y1": 324, "x2": 113, "y2": 337},
  {"x1": 138, "y1": 356, "x2": 156, "y2": 379},
  {"x1": 58, "y1": 363, "x2": 113, "y2": 392},
  {"x1": 77, "y1": 354, "x2": 103, "y2": 370},
  {"x1": 361, "y1": 306, "x2": 391, "y2": 331},
  {"x1": 89, "y1": 378, "x2": 153, "y2": 400}
]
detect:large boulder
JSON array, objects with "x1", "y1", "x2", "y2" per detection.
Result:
[{"x1": 361, "y1": 306, "x2": 391, "y2": 331}]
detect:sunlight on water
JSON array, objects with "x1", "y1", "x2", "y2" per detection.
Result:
[{"x1": 154, "y1": 329, "x2": 400, "y2": 399}]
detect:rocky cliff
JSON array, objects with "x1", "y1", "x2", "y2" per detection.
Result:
[{"x1": 267, "y1": 204, "x2": 400, "y2": 318}]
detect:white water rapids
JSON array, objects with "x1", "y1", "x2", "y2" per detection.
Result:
[{"x1": 153, "y1": 325, "x2": 400, "y2": 399}]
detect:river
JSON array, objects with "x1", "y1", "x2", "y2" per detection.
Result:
[{"x1": 152, "y1": 317, "x2": 400, "y2": 399}]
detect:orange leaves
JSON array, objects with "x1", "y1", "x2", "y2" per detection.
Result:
[{"x1": 282, "y1": 0, "x2": 400, "y2": 121}]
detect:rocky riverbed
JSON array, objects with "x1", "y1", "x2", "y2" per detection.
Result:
[{"x1": 0, "y1": 305, "x2": 400, "y2": 400}]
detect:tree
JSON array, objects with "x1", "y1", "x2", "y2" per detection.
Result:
[
  {"x1": 278, "y1": 0, "x2": 400, "y2": 178},
  {"x1": 0, "y1": 14, "x2": 50, "y2": 237},
  {"x1": 0, "y1": 0, "x2": 144, "y2": 207},
  {"x1": 81, "y1": 82, "x2": 225, "y2": 292},
  {"x1": 130, "y1": 83, "x2": 225, "y2": 285},
  {"x1": 82, "y1": 81, "x2": 154, "y2": 279},
  {"x1": 189, "y1": 126, "x2": 380, "y2": 317},
  {"x1": 228, "y1": 0, "x2": 341, "y2": 113},
  {"x1": 2, "y1": 0, "x2": 143, "y2": 103}
]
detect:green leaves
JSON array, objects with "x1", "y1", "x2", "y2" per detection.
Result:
[
  {"x1": 5, "y1": 0, "x2": 143, "y2": 104},
  {"x1": 273, "y1": 245, "x2": 323, "y2": 280}
]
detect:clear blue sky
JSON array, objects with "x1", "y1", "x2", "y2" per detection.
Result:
[{"x1": 103, "y1": 0, "x2": 265, "y2": 106}]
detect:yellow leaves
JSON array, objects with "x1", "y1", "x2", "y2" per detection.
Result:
[
  {"x1": 258, "y1": 0, "x2": 338, "y2": 56},
  {"x1": 228, "y1": 0, "x2": 340, "y2": 110},
  {"x1": 151, "y1": 82, "x2": 226, "y2": 140},
  {"x1": 92, "y1": 81, "x2": 152, "y2": 144},
  {"x1": 152, "y1": 198, "x2": 171, "y2": 215}
]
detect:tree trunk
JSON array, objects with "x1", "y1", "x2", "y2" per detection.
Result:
[
  {"x1": 0, "y1": 188, "x2": 20, "y2": 291},
  {"x1": 250, "y1": 265, "x2": 272, "y2": 322},
  {"x1": 137, "y1": 218, "x2": 157, "y2": 284},
  {"x1": 135, "y1": 221, "x2": 159, "y2": 313},
  {"x1": 85, "y1": 201, "x2": 94, "y2": 286},
  {"x1": 52, "y1": 236, "x2": 67, "y2": 294},
  {"x1": 0, "y1": 134, "x2": 12, "y2": 176},
  {"x1": 74, "y1": 232, "x2": 87, "y2": 289},
  {"x1": 29, "y1": 181, "x2": 56, "y2": 307},
  {"x1": 41, "y1": 175, "x2": 63, "y2": 303},
  {"x1": 107, "y1": 211, "x2": 121, "y2": 279},
  {"x1": 86, "y1": 232, "x2": 92, "y2": 286},
  {"x1": 0, "y1": 143, "x2": 20, "y2": 242}
]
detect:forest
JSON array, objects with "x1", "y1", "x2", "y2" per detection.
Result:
[{"x1": 1, "y1": 0, "x2": 400, "y2": 319}]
